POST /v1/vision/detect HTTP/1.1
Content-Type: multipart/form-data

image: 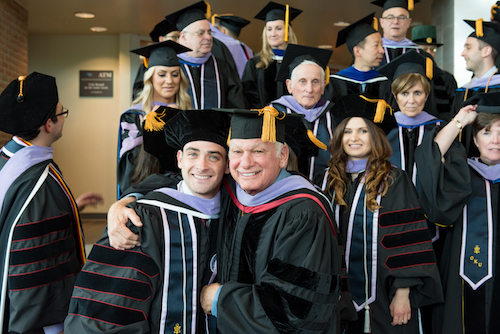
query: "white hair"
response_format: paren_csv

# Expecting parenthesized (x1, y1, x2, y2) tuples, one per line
(289, 60, 325, 88)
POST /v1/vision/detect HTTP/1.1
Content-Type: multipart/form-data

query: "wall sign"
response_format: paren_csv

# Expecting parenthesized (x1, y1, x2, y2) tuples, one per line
(80, 70, 113, 97)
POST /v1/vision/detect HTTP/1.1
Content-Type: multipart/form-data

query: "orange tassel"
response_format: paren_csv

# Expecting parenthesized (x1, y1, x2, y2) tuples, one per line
(373, 17, 378, 31)
(144, 108, 167, 132)
(284, 4, 290, 42)
(205, 1, 211, 20)
(325, 66, 330, 86)
(144, 57, 149, 69)
(227, 128, 231, 146)
(254, 106, 284, 142)
(492, 4, 499, 20)
(211, 14, 218, 26)
(426, 57, 433, 80)
(359, 95, 393, 123)
(307, 130, 327, 150)
(476, 18, 484, 37)
(408, 0, 414, 11)
(17, 76, 26, 103)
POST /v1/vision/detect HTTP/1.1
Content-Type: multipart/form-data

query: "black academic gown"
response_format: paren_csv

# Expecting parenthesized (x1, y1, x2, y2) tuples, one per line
(65, 188, 218, 334)
(241, 56, 288, 108)
(326, 168, 443, 334)
(0, 140, 85, 334)
(180, 55, 246, 109)
(216, 176, 342, 333)
(415, 128, 500, 334)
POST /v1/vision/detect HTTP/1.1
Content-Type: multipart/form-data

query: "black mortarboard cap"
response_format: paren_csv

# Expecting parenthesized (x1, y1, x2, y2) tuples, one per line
(150, 20, 177, 42)
(332, 94, 396, 134)
(215, 107, 290, 143)
(464, 19, 500, 53)
(336, 13, 379, 51)
(411, 25, 443, 46)
(254, 1, 302, 22)
(142, 106, 182, 172)
(130, 40, 191, 68)
(218, 15, 251, 36)
(164, 110, 230, 152)
(371, 0, 420, 11)
(377, 49, 443, 81)
(275, 44, 332, 82)
(165, 1, 209, 32)
(463, 91, 500, 113)
(0, 72, 58, 136)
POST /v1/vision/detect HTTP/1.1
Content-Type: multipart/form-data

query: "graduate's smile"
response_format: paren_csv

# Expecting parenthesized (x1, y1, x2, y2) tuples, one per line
(342, 117, 372, 161)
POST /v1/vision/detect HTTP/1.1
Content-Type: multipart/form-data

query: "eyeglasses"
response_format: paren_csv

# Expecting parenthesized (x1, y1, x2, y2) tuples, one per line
(420, 46, 438, 53)
(55, 107, 69, 118)
(381, 15, 409, 22)
(183, 29, 214, 37)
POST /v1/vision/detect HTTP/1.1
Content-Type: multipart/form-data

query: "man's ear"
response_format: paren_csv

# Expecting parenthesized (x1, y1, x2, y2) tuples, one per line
(279, 143, 289, 168)
(177, 150, 183, 169)
(286, 79, 293, 94)
(43, 118, 53, 133)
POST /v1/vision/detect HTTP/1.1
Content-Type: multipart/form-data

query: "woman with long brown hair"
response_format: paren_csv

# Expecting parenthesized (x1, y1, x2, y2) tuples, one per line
(117, 41, 191, 197)
(241, 2, 300, 108)
(320, 95, 442, 334)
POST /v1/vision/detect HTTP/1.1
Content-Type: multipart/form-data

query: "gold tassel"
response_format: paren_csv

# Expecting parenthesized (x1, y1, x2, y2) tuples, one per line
(227, 128, 232, 146)
(492, 4, 499, 20)
(426, 57, 433, 80)
(408, 0, 414, 11)
(325, 66, 330, 85)
(359, 95, 393, 123)
(211, 14, 218, 26)
(476, 18, 484, 37)
(205, 1, 211, 20)
(307, 129, 327, 150)
(255, 106, 283, 142)
(17, 75, 26, 103)
(144, 57, 149, 69)
(284, 4, 290, 42)
(373, 17, 378, 31)
(144, 108, 167, 132)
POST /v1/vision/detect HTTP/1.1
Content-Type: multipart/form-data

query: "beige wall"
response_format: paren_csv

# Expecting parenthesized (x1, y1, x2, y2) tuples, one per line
(28, 34, 142, 213)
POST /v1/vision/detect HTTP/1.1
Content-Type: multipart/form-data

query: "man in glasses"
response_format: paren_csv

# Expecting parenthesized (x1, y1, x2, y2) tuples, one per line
(0, 72, 102, 333)
(165, 1, 247, 109)
(373, 0, 420, 66)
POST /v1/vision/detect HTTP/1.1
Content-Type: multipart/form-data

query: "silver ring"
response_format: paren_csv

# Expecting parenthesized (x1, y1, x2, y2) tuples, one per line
(401, 320, 404, 324)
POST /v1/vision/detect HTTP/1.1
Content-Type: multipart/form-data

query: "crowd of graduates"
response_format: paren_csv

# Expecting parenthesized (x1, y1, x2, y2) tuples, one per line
(2, 0, 500, 333)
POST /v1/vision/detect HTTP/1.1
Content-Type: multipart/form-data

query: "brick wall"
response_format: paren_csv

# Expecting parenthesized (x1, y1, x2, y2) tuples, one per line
(0, 0, 28, 146)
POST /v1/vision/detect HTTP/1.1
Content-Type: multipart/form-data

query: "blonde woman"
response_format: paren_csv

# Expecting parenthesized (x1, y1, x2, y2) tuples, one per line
(117, 41, 191, 197)
(241, 2, 301, 108)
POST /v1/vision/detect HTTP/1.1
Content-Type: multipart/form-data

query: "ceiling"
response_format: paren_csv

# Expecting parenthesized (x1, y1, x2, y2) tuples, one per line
(16, 0, 434, 68)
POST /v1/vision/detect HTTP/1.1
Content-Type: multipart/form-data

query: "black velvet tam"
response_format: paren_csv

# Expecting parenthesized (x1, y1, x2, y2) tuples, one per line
(0, 72, 58, 135)
(254, 1, 302, 22)
(165, 1, 207, 32)
(130, 40, 190, 68)
(163, 110, 230, 151)
(336, 12, 378, 51)
(275, 44, 332, 82)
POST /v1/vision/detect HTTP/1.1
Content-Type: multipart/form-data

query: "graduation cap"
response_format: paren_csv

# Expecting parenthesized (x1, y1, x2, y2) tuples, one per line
(254, 2, 302, 42)
(164, 110, 230, 152)
(463, 91, 500, 113)
(464, 19, 500, 53)
(165, 1, 210, 32)
(492, 1, 500, 23)
(149, 20, 178, 43)
(130, 40, 191, 68)
(216, 15, 251, 36)
(336, 12, 379, 52)
(371, 0, 420, 12)
(0, 72, 58, 136)
(275, 44, 332, 83)
(377, 49, 443, 81)
(332, 94, 396, 134)
(142, 106, 182, 171)
(411, 25, 443, 46)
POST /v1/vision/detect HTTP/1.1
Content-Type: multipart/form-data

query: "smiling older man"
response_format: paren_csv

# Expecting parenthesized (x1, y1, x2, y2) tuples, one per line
(165, 1, 246, 109)
(270, 44, 334, 179)
(200, 107, 342, 334)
